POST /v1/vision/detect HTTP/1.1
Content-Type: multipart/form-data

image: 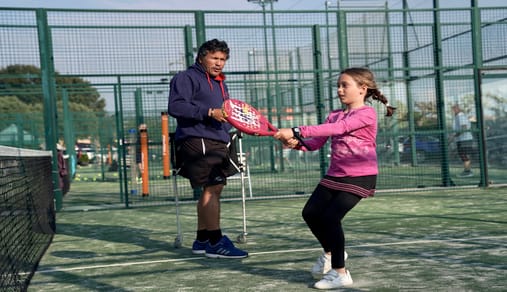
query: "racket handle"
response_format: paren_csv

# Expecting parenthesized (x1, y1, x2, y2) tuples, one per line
(292, 127, 311, 150)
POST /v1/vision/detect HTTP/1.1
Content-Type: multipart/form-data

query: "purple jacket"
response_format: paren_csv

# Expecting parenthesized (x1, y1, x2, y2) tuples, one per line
(299, 106, 378, 177)
(168, 63, 232, 143)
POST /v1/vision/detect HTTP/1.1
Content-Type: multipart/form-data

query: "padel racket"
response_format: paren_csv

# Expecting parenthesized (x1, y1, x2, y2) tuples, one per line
(222, 99, 309, 149)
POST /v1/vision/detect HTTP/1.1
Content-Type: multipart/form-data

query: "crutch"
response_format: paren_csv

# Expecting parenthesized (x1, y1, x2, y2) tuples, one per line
(172, 166, 182, 248)
(161, 114, 182, 248)
(230, 131, 248, 243)
(169, 132, 183, 248)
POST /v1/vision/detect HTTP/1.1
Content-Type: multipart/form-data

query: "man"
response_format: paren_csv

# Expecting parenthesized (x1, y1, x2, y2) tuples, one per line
(168, 39, 248, 259)
(452, 104, 474, 177)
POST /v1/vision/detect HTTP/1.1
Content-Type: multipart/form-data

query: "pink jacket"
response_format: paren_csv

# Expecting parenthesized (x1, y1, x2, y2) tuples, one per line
(299, 106, 378, 177)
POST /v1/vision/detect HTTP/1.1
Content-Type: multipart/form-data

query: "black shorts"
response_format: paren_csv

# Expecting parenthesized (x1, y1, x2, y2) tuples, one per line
(175, 137, 239, 189)
(457, 140, 473, 160)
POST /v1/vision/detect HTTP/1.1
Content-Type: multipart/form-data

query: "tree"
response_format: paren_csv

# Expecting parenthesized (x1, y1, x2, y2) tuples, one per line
(0, 64, 105, 111)
(0, 95, 32, 113)
(413, 101, 439, 130)
(0, 65, 41, 105)
(0, 64, 108, 146)
(55, 76, 105, 111)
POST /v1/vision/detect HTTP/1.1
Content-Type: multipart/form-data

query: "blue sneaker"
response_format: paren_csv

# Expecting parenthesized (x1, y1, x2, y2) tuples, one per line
(205, 235, 248, 259)
(191, 240, 208, 255)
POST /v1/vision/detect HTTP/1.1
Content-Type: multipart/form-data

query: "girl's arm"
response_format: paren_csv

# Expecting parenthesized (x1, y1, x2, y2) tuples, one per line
(300, 107, 376, 138)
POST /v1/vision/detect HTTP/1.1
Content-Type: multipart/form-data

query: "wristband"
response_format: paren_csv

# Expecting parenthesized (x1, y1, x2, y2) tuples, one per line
(291, 127, 302, 138)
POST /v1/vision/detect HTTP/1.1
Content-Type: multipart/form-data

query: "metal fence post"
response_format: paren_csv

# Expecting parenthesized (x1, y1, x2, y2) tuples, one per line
(471, 1, 488, 187)
(312, 24, 327, 178)
(36, 8, 62, 211)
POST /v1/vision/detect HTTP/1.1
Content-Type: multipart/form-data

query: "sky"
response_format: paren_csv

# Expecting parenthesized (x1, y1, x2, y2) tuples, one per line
(1, 0, 505, 112)
(0, 0, 505, 11)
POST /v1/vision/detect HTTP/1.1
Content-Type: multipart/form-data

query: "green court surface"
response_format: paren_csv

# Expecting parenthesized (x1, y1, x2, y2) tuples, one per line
(29, 187, 506, 291)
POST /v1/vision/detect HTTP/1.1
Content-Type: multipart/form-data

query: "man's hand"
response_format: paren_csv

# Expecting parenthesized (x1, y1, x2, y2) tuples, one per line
(209, 108, 227, 123)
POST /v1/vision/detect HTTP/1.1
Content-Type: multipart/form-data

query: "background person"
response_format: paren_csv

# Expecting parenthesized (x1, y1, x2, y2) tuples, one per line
(451, 104, 474, 177)
(136, 123, 147, 182)
(274, 67, 395, 289)
(168, 39, 248, 259)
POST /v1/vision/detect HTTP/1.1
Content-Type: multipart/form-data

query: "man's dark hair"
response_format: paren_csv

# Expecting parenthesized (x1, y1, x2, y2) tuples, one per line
(196, 39, 230, 61)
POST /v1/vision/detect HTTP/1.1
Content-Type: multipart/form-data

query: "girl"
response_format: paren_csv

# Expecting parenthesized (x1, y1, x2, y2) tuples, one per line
(274, 67, 395, 289)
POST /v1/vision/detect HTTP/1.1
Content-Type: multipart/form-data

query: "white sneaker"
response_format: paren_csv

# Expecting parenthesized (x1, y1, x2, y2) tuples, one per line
(457, 170, 473, 178)
(314, 269, 353, 290)
(311, 251, 348, 280)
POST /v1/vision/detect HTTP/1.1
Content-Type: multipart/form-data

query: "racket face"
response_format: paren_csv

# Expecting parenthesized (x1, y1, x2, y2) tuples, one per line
(223, 99, 276, 136)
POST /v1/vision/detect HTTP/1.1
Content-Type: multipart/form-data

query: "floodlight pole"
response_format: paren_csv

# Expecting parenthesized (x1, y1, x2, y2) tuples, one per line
(248, 0, 276, 95)
(248, 0, 278, 172)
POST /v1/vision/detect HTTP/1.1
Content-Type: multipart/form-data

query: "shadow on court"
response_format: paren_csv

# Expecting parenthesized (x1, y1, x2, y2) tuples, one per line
(28, 188, 507, 291)
(53, 223, 173, 257)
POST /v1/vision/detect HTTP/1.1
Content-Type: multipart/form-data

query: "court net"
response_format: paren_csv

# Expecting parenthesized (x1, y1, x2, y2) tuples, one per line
(0, 146, 56, 291)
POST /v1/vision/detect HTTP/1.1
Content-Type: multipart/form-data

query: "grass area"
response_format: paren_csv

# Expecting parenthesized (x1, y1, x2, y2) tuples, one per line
(29, 187, 507, 291)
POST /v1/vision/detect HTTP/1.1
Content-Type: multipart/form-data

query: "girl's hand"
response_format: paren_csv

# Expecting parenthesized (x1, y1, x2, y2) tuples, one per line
(273, 128, 293, 141)
(284, 137, 300, 148)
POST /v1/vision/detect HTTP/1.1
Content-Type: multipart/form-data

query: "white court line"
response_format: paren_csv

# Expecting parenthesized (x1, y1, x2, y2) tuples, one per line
(34, 256, 205, 274)
(35, 235, 507, 274)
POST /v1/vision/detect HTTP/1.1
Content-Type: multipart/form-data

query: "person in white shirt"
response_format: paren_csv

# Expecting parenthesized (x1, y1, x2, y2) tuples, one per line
(452, 104, 474, 177)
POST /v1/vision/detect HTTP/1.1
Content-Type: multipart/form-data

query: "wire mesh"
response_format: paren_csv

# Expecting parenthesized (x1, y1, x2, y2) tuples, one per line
(0, 145, 55, 291)
(0, 6, 506, 209)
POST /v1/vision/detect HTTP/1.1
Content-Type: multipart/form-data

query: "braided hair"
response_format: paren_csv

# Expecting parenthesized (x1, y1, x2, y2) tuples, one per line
(340, 67, 396, 117)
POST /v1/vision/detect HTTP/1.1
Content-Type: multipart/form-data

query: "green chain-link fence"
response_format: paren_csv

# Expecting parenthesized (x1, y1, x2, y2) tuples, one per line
(1, 5, 506, 210)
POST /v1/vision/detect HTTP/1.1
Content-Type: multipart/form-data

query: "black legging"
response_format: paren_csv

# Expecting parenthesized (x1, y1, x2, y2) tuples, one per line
(302, 184, 362, 269)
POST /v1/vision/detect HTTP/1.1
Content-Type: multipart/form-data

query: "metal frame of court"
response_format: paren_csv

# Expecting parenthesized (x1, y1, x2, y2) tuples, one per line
(0, 2, 507, 212)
